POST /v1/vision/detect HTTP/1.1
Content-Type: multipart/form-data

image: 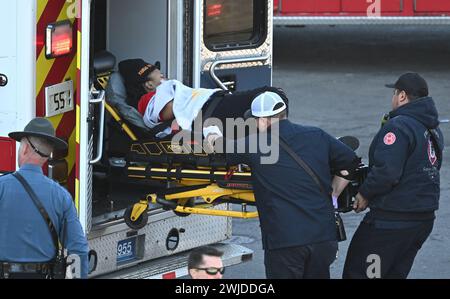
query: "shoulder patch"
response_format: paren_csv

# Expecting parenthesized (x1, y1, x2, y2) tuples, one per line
(383, 132, 396, 145)
(428, 139, 438, 165)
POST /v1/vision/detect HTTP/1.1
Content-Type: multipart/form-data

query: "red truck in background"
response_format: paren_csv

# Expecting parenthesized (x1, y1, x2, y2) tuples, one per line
(273, 0, 450, 25)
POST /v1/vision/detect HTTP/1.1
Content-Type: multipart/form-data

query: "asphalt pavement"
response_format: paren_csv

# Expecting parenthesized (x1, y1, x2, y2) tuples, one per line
(224, 24, 450, 279)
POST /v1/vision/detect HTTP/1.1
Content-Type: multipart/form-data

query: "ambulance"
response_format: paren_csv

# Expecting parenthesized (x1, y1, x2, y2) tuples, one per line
(0, 0, 273, 278)
(273, 0, 450, 25)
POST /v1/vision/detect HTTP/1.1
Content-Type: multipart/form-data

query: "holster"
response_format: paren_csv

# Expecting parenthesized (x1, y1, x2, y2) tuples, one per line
(335, 212, 347, 242)
(51, 254, 68, 279)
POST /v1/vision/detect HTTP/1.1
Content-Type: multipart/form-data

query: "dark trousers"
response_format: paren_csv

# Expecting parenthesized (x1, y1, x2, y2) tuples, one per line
(208, 86, 282, 122)
(343, 220, 434, 279)
(264, 241, 338, 279)
(202, 86, 285, 124)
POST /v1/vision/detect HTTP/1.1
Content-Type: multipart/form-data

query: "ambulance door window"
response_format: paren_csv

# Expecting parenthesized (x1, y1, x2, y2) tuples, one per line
(204, 0, 267, 51)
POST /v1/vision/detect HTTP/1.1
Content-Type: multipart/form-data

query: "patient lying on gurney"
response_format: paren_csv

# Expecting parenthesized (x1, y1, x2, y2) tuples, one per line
(140, 76, 287, 139)
(107, 58, 287, 139)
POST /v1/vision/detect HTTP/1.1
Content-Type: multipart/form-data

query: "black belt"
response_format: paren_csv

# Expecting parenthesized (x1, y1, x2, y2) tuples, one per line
(0, 262, 54, 279)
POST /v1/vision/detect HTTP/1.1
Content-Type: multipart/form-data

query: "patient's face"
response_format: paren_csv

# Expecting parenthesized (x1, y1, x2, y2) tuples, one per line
(143, 69, 164, 92)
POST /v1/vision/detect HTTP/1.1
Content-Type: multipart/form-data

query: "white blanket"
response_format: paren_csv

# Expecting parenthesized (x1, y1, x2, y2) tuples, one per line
(143, 80, 220, 138)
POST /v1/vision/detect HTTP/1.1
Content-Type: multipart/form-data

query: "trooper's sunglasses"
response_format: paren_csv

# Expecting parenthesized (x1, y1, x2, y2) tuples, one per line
(195, 267, 225, 275)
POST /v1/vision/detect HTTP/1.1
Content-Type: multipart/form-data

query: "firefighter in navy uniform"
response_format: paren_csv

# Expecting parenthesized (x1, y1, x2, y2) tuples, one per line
(207, 91, 360, 279)
(0, 118, 89, 279)
(343, 73, 444, 279)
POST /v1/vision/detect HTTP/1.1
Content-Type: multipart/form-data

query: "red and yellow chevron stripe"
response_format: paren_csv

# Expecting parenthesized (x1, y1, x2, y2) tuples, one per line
(75, 2, 82, 214)
(36, 0, 80, 211)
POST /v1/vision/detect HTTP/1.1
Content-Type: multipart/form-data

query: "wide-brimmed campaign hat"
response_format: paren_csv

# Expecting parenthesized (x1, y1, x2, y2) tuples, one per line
(9, 118, 68, 151)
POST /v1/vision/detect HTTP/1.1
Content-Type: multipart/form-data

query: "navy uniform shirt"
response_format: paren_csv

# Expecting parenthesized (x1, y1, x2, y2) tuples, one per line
(0, 164, 89, 278)
(226, 120, 358, 250)
(359, 97, 444, 226)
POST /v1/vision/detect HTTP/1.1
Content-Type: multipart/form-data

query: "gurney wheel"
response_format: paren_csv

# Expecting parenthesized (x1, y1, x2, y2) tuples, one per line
(124, 206, 148, 230)
(174, 211, 190, 217)
(174, 198, 195, 217)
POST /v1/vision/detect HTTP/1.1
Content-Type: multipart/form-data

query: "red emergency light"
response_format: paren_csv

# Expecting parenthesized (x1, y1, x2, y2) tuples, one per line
(207, 4, 223, 17)
(45, 21, 73, 59)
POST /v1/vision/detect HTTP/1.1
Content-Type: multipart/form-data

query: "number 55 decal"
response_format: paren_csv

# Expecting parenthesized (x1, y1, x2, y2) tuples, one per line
(45, 81, 74, 117)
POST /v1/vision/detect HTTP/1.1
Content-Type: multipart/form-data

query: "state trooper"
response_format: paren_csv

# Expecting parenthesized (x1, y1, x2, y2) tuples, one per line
(0, 118, 89, 279)
(343, 73, 444, 279)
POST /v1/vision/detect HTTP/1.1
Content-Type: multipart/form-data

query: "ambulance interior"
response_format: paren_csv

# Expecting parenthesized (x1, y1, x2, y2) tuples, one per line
(88, 0, 258, 226)
(89, 0, 175, 224)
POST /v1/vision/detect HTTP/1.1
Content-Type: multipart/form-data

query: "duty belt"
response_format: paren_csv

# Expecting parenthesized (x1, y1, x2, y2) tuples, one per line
(0, 262, 54, 279)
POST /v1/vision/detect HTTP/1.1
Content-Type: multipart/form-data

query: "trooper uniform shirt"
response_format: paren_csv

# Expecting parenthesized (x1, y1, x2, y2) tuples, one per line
(226, 120, 359, 250)
(0, 164, 89, 278)
(359, 97, 444, 223)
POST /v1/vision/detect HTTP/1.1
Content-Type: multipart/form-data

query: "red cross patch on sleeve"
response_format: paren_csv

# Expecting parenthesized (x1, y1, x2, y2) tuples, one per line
(383, 132, 396, 145)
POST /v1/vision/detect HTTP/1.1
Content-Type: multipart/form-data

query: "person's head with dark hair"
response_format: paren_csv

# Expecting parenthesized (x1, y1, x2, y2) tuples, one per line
(385, 72, 429, 110)
(188, 246, 224, 279)
(118, 59, 164, 108)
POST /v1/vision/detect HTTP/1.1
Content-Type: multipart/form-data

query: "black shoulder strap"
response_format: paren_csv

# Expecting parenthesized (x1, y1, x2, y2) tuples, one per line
(279, 136, 330, 198)
(12, 172, 60, 255)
